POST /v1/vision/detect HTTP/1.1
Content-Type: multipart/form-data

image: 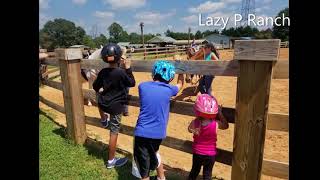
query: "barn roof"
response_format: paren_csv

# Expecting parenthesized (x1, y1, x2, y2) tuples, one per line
(147, 36, 176, 43)
(117, 42, 130, 46)
(173, 39, 207, 45)
(204, 34, 230, 39)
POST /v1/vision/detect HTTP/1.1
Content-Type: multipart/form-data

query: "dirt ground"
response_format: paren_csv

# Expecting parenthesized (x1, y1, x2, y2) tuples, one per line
(39, 48, 289, 180)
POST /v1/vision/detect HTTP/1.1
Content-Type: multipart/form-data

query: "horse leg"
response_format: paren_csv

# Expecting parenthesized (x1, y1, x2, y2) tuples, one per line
(185, 74, 191, 83)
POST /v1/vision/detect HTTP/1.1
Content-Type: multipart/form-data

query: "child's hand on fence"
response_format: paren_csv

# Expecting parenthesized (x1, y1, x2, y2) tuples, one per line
(123, 59, 131, 69)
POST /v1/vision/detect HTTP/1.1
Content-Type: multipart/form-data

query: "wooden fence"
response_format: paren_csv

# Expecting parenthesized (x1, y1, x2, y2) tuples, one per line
(127, 45, 189, 60)
(39, 39, 289, 179)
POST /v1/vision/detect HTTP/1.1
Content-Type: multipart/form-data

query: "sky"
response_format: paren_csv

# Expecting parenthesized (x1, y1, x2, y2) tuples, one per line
(39, 0, 289, 36)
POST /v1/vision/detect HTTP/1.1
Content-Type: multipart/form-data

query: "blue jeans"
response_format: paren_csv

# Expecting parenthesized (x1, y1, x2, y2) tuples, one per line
(198, 75, 214, 96)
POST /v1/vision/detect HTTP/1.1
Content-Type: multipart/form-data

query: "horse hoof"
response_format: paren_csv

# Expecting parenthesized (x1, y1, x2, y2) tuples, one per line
(88, 101, 92, 106)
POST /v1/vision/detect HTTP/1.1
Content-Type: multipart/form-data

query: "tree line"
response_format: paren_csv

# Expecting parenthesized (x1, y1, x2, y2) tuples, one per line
(39, 8, 288, 50)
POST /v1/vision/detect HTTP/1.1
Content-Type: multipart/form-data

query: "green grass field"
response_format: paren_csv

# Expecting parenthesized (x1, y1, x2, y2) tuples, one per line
(39, 110, 184, 180)
(40, 110, 135, 180)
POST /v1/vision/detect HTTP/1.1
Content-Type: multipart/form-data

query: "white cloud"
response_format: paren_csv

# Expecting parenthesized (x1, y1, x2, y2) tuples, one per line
(134, 11, 175, 25)
(72, 0, 87, 5)
(189, 1, 225, 13)
(103, 0, 146, 9)
(263, 0, 272, 4)
(39, 13, 51, 29)
(225, 0, 241, 3)
(93, 11, 115, 19)
(39, 0, 50, 9)
(255, 6, 271, 14)
(181, 15, 198, 24)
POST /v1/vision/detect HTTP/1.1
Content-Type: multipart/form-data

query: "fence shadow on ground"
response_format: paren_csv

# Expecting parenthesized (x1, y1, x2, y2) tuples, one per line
(174, 86, 197, 102)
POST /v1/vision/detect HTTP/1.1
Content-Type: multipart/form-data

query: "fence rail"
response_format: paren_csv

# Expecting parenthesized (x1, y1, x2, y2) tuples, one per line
(39, 94, 288, 179)
(42, 58, 288, 79)
(39, 40, 289, 179)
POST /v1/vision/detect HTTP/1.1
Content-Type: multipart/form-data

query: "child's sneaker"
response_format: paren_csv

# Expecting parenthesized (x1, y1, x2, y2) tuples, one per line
(106, 157, 128, 169)
(100, 119, 109, 128)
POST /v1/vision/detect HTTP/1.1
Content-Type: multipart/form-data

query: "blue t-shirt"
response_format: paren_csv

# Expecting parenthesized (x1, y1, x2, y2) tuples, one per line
(134, 81, 179, 139)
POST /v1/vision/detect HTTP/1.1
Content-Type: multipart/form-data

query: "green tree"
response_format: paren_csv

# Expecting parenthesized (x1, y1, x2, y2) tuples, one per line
(108, 22, 127, 43)
(39, 18, 86, 49)
(93, 34, 108, 47)
(202, 30, 219, 38)
(195, 30, 202, 39)
(164, 29, 194, 40)
(273, 7, 289, 41)
(128, 32, 141, 44)
(144, 33, 156, 42)
(83, 35, 96, 48)
(255, 28, 273, 39)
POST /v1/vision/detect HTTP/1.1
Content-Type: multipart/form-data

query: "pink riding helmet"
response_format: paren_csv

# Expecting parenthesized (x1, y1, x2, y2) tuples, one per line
(194, 94, 219, 119)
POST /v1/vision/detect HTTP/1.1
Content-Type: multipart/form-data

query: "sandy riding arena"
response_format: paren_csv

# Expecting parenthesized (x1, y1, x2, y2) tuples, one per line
(40, 48, 288, 180)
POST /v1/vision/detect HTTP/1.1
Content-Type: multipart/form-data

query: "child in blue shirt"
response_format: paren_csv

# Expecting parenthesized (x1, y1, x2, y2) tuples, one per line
(133, 60, 184, 180)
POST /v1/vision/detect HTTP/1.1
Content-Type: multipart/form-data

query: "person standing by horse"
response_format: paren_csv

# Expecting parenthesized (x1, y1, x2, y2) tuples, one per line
(197, 42, 220, 96)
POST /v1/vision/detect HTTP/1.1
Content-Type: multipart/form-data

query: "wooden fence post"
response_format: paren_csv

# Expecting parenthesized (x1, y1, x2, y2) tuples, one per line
(55, 48, 87, 145)
(231, 39, 280, 180)
(144, 48, 146, 60)
(156, 47, 158, 58)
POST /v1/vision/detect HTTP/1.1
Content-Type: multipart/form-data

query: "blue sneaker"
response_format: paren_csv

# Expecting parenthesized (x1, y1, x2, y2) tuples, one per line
(100, 119, 109, 128)
(106, 157, 128, 169)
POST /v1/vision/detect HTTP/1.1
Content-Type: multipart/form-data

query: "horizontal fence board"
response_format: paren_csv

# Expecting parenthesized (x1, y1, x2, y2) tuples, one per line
(82, 89, 288, 132)
(39, 96, 65, 113)
(41, 58, 59, 66)
(272, 60, 289, 79)
(41, 81, 288, 132)
(42, 80, 63, 90)
(267, 113, 289, 132)
(80, 59, 240, 76)
(40, 57, 287, 79)
(39, 91, 288, 178)
(262, 159, 289, 179)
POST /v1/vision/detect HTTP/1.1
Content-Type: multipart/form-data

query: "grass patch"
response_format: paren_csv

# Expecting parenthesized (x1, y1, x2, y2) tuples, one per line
(39, 109, 222, 180)
(40, 110, 135, 180)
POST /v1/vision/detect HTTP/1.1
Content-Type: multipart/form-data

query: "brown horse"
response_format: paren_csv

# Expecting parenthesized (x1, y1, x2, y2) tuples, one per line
(185, 46, 206, 85)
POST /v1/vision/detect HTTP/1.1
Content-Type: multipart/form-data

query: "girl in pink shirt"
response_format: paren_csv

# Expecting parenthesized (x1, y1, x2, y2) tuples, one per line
(187, 94, 229, 180)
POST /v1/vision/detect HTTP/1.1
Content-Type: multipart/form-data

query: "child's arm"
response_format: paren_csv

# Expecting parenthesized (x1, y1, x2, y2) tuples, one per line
(92, 71, 103, 93)
(188, 119, 200, 135)
(176, 74, 184, 92)
(217, 105, 229, 130)
(122, 59, 136, 87)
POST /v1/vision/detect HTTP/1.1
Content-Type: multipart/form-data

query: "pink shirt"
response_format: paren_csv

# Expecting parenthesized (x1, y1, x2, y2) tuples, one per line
(192, 118, 217, 156)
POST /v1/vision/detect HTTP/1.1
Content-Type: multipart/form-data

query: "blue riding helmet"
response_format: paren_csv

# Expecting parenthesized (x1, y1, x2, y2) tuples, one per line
(152, 60, 176, 82)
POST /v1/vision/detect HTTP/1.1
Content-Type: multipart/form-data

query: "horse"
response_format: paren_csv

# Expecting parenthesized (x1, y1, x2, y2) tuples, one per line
(80, 48, 102, 105)
(185, 46, 205, 85)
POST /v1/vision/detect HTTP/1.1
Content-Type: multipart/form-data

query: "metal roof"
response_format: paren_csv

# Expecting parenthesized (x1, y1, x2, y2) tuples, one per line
(173, 39, 207, 45)
(117, 42, 130, 46)
(147, 36, 176, 43)
(204, 34, 230, 39)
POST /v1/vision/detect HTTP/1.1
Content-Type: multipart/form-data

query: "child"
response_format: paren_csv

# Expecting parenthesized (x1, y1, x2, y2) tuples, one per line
(187, 94, 229, 180)
(197, 43, 220, 96)
(93, 43, 136, 168)
(133, 60, 184, 180)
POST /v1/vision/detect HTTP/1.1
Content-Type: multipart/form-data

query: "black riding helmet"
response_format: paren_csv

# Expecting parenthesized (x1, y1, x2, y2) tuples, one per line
(101, 43, 122, 63)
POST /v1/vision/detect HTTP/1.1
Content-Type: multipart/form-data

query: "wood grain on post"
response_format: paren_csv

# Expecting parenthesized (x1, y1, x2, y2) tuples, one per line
(231, 39, 281, 180)
(56, 48, 87, 144)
